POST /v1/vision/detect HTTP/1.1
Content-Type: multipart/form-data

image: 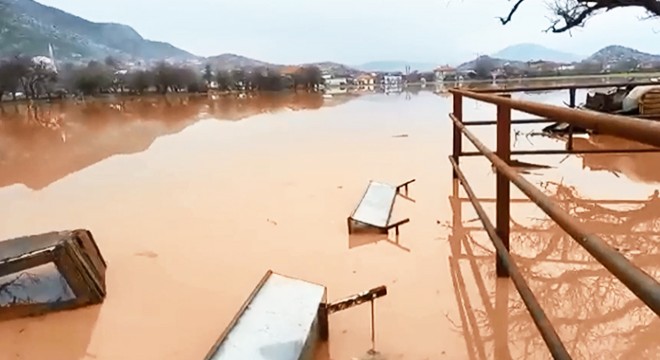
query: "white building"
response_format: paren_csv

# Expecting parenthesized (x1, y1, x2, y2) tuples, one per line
(383, 74, 403, 85)
(325, 77, 350, 87)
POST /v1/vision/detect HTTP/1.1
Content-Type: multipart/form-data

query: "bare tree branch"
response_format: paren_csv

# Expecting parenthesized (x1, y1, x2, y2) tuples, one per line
(500, 0, 660, 32)
(498, 0, 527, 24)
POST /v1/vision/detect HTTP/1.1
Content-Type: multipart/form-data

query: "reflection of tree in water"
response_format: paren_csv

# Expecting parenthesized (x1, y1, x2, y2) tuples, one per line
(0, 93, 331, 190)
(0, 273, 41, 305)
(0, 265, 75, 306)
(449, 181, 660, 359)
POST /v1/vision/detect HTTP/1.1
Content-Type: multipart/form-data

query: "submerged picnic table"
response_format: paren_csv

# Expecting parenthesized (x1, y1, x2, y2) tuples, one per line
(204, 271, 386, 360)
(348, 179, 415, 235)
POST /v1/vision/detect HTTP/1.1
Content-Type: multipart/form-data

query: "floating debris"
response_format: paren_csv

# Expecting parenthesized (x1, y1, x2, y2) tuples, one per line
(0, 229, 107, 322)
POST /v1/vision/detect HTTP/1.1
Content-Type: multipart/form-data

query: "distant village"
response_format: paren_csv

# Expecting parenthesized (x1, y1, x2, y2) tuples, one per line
(319, 56, 660, 88)
(3, 44, 660, 101)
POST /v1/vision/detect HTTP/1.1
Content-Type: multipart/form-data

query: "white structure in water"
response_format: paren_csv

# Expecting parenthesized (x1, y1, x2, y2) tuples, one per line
(205, 271, 327, 360)
(31, 44, 58, 74)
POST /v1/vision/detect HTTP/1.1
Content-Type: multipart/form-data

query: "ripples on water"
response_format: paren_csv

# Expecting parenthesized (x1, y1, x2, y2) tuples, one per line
(0, 88, 658, 360)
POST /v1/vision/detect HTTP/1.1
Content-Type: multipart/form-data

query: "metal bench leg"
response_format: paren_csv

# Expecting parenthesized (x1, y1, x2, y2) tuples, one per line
(318, 304, 329, 341)
(397, 179, 416, 195)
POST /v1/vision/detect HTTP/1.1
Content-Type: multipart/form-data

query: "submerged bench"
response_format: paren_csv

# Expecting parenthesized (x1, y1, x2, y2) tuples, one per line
(0, 230, 107, 321)
(204, 271, 386, 360)
(348, 179, 416, 235)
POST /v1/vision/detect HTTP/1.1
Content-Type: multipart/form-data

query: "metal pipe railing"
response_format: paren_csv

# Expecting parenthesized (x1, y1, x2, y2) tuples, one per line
(449, 89, 660, 148)
(450, 157, 572, 360)
(471, 80, 660, 93)
(450, 113, 660, 316)
(459, 148, 660, 156)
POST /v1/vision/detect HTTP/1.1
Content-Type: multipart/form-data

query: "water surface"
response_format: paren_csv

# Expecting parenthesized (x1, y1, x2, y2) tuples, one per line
(0, 89, 658, 359)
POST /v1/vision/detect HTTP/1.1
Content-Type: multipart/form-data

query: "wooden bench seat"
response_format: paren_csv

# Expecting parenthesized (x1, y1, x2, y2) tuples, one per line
(348, 179, 415, 235)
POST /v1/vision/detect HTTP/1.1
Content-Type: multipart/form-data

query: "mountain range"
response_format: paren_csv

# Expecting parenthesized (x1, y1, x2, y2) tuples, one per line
(584, 45, 660, 64)
(0, 0, 195, 61)
(491, 43, 583, 63)
(2, 0, 660, 74)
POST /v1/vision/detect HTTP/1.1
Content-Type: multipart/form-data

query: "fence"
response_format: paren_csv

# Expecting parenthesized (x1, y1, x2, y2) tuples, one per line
(448, 84, 660, 359)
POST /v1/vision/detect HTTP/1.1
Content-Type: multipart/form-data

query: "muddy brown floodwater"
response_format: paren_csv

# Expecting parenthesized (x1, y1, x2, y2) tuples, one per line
(0, 89, 658, 360)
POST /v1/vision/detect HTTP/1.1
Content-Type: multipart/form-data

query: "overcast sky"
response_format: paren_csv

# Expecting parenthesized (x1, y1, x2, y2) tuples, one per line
(38, 0, 660, 65)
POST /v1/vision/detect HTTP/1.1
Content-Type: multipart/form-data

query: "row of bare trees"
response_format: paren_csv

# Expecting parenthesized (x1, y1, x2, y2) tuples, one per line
(465, 56, 660, 80)
(205, 65, 324, 92)
(0, 56, 327, 100)
(0, 56, 59, 100)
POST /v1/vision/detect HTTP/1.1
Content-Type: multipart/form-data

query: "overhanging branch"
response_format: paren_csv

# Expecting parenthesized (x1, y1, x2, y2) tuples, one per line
(500, 0, 660, 32)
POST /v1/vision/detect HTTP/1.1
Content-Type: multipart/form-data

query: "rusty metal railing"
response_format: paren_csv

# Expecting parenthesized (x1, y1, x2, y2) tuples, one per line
(449, 87, 660, 359)
(472, 80, 660, 94)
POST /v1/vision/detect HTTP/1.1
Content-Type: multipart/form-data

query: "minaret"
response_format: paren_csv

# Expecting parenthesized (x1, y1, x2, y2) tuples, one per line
(48, 43, 57, 73)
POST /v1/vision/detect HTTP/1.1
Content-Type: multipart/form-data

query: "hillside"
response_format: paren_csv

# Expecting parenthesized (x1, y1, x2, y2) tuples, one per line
(584, 45, 660, 64)
(356, 61, 437, 73)
(206, 53, 276, 70)
(457, 55, 526, 71)
(308, 61, 361, 75)
(204, 55, 361, 75)
(492, 43, 581, 63)
(0, 0, 196, 61)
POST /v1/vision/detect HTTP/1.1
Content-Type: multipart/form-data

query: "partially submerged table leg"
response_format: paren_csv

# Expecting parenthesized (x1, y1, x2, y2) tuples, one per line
(370, 299, 376, 354)
(387, 219, 410, 236)
(396, 179, 416, 196)
(324, 286, 387, 352)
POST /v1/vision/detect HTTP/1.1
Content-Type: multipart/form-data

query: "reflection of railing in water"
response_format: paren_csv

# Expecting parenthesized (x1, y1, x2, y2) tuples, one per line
(448, 86, 660, 359)
(448, 181, 660, 359)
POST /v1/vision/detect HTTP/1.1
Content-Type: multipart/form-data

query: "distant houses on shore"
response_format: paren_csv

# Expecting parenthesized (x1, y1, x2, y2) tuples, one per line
(322, 72, 406, 88)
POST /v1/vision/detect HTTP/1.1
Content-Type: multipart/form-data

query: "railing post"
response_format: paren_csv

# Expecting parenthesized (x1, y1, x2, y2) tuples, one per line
(452, 93, 463, 179)
(496, 94, 511, 278)
(494, 279, 510, 359)
(567, 87, 576, 151)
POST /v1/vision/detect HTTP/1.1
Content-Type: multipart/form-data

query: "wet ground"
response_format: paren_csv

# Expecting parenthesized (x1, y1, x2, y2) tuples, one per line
(0, 88, 658, 359)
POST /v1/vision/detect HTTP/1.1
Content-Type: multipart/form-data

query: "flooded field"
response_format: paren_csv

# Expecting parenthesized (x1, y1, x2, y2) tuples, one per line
(0, 88, 658, 359)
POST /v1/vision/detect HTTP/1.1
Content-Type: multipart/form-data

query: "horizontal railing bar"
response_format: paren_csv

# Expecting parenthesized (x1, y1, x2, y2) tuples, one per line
(454, 197, 651, 204)
(461, 226, 660, 236)
(460, 148, 660, 156)
(456, 253, 622, 266)
(449, 89, 660, 148)
(449, 156, 572, 360)
(636, 114, 660, 120)
(469, 81, 660, 93)
(464, 117, 660, 127)
(450, 114, 660, 316)
(463, 118, 555, 126)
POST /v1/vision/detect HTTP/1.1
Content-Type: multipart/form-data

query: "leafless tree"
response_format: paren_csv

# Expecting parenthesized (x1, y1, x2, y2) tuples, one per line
(474, 56, 497, 79)
(0, 60, 20, 100)
(127, 70, 154, 94)
(499, 0, 660, 32)
(66, 63, 113, 96)
(292, 66, 324, 90)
